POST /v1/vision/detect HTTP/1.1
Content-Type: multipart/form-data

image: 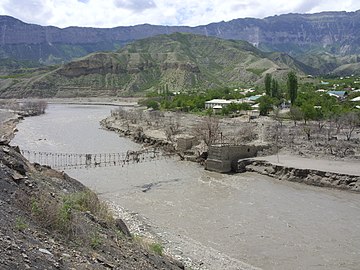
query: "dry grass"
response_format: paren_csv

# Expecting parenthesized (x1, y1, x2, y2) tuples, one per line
(16, 187, 114, 243)
(133, 234, 164, 256)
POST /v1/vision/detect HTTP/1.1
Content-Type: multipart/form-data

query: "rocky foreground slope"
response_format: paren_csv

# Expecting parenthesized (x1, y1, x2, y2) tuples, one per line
(0, 112, 184, 269)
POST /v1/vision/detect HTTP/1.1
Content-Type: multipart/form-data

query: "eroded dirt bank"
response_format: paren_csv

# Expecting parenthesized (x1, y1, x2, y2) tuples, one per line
(238, 159, 360, 192)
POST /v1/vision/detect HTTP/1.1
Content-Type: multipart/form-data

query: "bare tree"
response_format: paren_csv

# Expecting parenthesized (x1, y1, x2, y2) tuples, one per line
(233, 124, 257, 144)
(273, 107, 283, 127)
(272, 108, 284, 162)
(193, 116, 221, 146)
(38, 100, 48, 114)
(289, 106, 303, 127)
(148, 110, 164, 127)
(328, 141, 354, 157)
(302, 123, 314, 141)
(111, 107, 128, 119)
(164, 117, 181, 142)
(341, 112, 360, 141)
(333, 114, 344, 134)
(21, 100, 48, 116)
(326, 118, 336, 141)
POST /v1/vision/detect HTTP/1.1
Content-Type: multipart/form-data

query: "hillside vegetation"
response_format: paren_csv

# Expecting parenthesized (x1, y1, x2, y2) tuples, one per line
(0, 33, 313, 98)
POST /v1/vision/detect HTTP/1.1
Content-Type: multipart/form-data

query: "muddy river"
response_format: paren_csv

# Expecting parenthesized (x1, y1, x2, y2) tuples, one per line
(11, 104, 360, 270)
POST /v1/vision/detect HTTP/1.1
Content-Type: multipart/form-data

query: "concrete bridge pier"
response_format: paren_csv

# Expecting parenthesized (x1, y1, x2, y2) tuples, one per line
(205, 144, 259, 173)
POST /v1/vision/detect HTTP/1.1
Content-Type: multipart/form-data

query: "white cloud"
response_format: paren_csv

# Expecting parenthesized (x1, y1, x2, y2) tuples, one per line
(1, 0, 54, 26)
(113, 0, 156, 12)
(0, 0, 360, 28)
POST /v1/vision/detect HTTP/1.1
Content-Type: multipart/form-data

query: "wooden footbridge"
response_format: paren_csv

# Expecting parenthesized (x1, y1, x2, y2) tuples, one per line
(21, 148, 169, 170)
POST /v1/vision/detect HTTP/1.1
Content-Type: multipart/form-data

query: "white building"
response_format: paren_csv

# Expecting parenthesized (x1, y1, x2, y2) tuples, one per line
(205, 98, 256, 109)
(205, 99, 236, 109)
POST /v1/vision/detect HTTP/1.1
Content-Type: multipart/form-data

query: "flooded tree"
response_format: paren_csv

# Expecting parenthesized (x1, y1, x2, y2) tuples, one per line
(164, 116, 181, 142)
(21, 100, 48, 116)
(193, 116, 221, 146)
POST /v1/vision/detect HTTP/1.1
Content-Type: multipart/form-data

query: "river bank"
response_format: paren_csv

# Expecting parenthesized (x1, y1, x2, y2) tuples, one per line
(0, 109, 186, 270)
(101, 106, 360, 192)
(8, 103, 360, 270)
(238, 158, 360, 192)
(6, 105, 238, 270)
(0, 110, 20, 143)
(45, 97, 140, 107)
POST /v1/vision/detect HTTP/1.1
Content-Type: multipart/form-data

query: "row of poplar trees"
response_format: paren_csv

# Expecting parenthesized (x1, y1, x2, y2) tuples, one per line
(264, 71, 298, 105)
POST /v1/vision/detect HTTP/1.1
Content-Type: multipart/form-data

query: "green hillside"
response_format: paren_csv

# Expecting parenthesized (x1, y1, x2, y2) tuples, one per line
(0, 33, 314, 98)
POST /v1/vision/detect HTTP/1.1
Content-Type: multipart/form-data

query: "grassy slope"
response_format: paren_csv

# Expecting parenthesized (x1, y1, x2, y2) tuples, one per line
(0, 33, 313, 98)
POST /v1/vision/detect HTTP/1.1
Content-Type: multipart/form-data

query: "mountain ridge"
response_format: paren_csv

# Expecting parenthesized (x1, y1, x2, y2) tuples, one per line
(0, 33, 314, 98)
(1, 10, 360, 72)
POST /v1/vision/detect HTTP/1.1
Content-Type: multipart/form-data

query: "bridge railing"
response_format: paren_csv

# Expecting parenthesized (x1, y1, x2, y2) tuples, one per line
(21, 148, 169, 170)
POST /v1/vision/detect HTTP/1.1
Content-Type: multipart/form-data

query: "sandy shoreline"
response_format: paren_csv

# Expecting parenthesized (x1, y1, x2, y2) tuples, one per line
(45, 97, 140, 107)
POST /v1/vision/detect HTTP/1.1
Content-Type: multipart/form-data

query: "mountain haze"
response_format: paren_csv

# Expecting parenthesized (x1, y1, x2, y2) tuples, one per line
(0, 33, 313, 98)
(1, 11, 360, 73)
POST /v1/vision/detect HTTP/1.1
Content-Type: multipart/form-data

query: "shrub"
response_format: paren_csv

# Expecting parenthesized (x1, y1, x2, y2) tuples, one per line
(63, 190, 114, 224)
(31, 198, 41, 216)
(15, 217, 28, 231)
(57, 199, 73, 230)
(133, 235, 164, 256)
(149, 243, 164, 256)
(90, 231, 102, 249)
(18, 188, 114, 244)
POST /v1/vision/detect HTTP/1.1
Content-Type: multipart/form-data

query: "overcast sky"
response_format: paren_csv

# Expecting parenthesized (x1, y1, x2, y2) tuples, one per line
(1, 0, 360, 28)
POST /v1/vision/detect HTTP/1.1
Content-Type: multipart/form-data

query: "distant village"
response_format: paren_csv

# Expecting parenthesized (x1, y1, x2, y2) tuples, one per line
(203, 75, 360, 117)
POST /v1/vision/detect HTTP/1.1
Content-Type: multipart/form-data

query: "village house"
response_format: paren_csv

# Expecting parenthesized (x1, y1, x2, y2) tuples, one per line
(327, 91, 348, 99)
(205, 98, 260, 117)
(204, 97, 259, 110)
(205, 99, 235, 109)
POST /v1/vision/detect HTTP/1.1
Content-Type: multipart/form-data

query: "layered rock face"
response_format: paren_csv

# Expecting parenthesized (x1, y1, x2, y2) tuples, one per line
(0, 33, 313, 98)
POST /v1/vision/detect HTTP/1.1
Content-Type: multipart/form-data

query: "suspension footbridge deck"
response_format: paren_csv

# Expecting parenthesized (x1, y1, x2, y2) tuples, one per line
(21, 148, 169, 170)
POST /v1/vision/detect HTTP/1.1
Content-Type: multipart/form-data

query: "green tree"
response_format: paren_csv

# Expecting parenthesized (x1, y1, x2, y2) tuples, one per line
(145, 100, 159, 110)
(287, 71, 298, 105)
(265, 73, 272, 96)
(258, 95, 274, 116)
(271, 78, 280, 99)
(301, 102, 316, 124)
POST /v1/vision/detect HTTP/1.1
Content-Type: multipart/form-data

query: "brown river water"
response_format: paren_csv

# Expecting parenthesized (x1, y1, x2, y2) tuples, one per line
(11, 104, 360, 270)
